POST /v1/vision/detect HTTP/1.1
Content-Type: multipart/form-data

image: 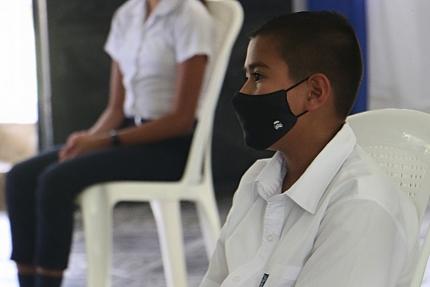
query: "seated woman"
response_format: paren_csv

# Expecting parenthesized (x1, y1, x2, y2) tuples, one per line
(6, 0, 213, 286)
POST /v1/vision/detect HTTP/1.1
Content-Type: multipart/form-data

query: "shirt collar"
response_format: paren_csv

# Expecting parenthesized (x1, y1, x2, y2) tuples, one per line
(155, 0, 182, 16)
(135, 0, 182, 18)
(255, 123, 356, 214)
(255, 152, 286, 200)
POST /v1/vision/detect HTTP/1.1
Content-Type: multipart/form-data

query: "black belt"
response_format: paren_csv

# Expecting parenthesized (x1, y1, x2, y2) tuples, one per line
(122, 117, 198, 133)
(122, 117, 151, 128)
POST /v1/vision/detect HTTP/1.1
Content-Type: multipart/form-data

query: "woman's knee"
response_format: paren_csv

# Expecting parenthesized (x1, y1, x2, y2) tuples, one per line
(37, 166, 68, 199)
(6, 161, 30, 187)
(5, 151, 59, 203)
(5, 162, 34, 204)
(35, 164, 80, 215)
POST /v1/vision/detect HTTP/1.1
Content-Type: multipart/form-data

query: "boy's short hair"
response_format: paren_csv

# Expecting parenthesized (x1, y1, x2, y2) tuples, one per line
(251, 11, 363, 118)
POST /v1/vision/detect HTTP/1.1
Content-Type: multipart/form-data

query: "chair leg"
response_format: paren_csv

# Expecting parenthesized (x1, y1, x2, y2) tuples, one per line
(196, 189, 221, 259)
(150, 200, 187, 287)
(80, 186, 113, 287)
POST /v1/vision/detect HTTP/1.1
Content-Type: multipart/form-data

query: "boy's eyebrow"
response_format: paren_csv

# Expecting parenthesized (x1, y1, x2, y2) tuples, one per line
(243, 61, 270, 71)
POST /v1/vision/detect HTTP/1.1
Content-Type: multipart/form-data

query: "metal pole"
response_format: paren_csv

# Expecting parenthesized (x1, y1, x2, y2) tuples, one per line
(292, 0, 307, 12)
(33, 0, 53, 149)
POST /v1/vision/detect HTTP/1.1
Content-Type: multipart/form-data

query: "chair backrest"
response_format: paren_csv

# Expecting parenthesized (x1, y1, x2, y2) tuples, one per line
(347, 109, 430, 221)
(181, 0, 243, 184)
(347, 109, 430, 287)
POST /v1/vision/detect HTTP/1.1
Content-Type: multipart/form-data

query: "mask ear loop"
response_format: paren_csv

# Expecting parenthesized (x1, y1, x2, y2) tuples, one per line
(296, 110, 308, 117)
(284, 76, 311, 117)
(284, 76, 311, 93)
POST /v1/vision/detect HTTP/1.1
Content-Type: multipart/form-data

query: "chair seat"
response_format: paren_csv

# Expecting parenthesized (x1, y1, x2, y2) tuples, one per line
(88, 180, 212, 203)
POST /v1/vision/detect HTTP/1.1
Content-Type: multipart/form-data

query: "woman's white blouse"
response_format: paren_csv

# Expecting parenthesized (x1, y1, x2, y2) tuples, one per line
(104, 0, 213, 119)
(200, 124, 419, 287)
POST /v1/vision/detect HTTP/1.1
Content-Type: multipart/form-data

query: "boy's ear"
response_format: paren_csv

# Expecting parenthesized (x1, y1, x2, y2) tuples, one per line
(305, 73, 331, 111)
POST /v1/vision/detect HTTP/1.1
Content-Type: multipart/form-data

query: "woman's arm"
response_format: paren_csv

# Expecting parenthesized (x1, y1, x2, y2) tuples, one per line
(59, 60, 125, 160)
(88, 60, 126, 135)
(60, 54, 208, 160)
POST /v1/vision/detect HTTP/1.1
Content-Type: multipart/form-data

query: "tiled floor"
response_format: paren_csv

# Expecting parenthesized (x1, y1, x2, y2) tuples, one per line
(1, 198, 430, 287)
(0, 199, 231, 287)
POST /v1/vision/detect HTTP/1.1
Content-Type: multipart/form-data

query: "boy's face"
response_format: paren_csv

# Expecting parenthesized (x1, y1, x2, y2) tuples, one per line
(239, 35, 309, 150)
(240, 35, 307, 118)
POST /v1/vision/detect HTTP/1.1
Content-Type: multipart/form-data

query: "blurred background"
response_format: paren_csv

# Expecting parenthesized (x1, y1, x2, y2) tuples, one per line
(1, 0, 429, 286)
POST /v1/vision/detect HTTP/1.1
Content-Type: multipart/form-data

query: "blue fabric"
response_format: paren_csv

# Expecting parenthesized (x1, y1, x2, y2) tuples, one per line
(307, 0, 368, 114)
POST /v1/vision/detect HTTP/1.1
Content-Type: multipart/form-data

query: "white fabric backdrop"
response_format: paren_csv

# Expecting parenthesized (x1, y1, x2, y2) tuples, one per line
(367, 0, 430, 112)
(0, 0, 37, 123)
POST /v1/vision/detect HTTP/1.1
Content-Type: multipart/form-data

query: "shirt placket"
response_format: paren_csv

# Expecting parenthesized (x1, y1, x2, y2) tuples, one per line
(221, 199, 286, 287)
(130, 11, 161, 117)
(129, 20, 146, 117)
(259, 198, 286, 262)
(247, 196, 289, 287)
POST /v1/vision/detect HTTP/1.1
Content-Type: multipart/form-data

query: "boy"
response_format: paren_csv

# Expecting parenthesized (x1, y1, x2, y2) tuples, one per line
(200, 12, 418, 287)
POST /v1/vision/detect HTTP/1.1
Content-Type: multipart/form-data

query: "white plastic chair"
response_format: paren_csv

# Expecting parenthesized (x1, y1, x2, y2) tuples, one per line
(76, 1, 243, 287)
(347, 108, 430, 287)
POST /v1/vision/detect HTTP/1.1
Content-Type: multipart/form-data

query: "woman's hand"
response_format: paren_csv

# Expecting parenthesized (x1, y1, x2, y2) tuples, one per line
(59, 131, 108, 162)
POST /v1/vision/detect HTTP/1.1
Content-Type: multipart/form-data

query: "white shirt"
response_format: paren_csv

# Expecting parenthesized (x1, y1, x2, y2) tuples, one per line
(104, 0, 213, 119)
(200, 124, 419, 287)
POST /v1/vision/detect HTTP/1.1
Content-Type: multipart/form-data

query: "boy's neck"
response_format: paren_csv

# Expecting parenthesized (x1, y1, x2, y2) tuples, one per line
(146, 0, 159, 18)
(280, 123, 343, 192)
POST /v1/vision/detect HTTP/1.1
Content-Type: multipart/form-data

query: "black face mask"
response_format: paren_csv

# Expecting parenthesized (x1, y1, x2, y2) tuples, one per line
(232, 77, 309, 150)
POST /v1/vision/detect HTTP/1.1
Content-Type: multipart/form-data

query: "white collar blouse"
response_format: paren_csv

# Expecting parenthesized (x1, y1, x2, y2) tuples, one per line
(104, 0, 213, 119)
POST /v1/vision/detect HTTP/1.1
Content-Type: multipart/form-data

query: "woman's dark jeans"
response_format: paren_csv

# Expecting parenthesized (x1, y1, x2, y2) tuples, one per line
(6, 134, 192, 269)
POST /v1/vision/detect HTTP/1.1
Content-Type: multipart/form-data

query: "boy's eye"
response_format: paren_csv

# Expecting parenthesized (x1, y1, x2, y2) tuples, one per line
(251, 72, 262, 82)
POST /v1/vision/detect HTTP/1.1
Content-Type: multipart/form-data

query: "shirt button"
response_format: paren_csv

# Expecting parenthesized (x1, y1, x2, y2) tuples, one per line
(266, 234, 274, 241)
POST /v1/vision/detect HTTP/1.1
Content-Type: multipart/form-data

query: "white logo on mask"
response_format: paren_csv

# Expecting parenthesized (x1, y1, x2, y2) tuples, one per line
(273, 120, 284, 130)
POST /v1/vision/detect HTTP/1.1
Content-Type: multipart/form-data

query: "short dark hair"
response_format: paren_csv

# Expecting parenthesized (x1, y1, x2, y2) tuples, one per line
(251, 11, 363, 118)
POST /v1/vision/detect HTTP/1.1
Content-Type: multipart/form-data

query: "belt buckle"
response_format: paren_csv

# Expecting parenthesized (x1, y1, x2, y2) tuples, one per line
(134, 116, 142, 126)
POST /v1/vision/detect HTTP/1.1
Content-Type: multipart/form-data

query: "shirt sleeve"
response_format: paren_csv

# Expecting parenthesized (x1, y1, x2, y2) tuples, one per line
(200, 160, 266, 287)
(200, 185, 257, 286)
(104, 9, 125, 61)
(199, 192, 240, 287)
(173, 3, 214, 63)
(295, 199, 411, 287)
(199, 239, 229, 287)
